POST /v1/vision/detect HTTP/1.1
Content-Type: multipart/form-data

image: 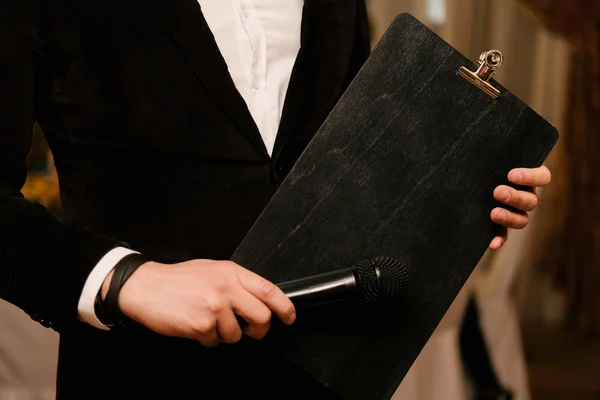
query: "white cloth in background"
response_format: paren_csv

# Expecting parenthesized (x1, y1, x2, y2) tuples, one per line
(0, 301, 58, 400)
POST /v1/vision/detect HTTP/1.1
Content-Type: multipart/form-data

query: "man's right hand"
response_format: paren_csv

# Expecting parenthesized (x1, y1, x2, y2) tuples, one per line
(101, 260, 296, 347)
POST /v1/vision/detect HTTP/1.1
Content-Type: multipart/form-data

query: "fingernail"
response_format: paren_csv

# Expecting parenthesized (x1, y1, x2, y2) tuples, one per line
(511, 171, 523, 183)
(501, 189, 510, 202)
(498, 211, 507, 222)
(290, 312, 296, 324)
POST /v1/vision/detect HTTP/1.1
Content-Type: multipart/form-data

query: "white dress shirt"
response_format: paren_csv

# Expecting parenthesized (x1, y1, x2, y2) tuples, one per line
(77, 0, 304, 330)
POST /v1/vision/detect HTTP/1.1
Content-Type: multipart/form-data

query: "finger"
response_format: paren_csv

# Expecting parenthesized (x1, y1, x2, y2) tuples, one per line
(236, 268, 296, 325)
(508, 166, 551, 187)
(243, 320, 271, 341)
(231, 292, 272, 340)
(489, 236, 505, 250)
(216, 309, 243, 344)
(490, 207, 529, 229)
(198, 332, 220, 348)
(192, 319, 220, 348)
(489, 230, 507, 250)
(493, 185, 539, 212)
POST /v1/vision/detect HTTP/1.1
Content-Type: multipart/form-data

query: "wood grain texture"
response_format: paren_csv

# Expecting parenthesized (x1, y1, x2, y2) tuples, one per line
(232, 13, 558, 400)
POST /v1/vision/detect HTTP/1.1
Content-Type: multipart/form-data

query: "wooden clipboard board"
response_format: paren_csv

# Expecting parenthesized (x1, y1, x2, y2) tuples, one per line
(232, 13, 559, 400)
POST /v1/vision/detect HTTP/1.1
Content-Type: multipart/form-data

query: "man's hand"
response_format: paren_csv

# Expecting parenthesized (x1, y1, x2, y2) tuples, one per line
(105, 260, 296, 347)
(489, 166, 552, 250)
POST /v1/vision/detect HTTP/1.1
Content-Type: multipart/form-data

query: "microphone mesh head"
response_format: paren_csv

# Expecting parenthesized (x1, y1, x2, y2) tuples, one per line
(354, 257, 408, 303)
(354, 260, 381, 303)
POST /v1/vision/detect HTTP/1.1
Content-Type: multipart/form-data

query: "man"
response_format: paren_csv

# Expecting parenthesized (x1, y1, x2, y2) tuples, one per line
(1, 0, 551, 398)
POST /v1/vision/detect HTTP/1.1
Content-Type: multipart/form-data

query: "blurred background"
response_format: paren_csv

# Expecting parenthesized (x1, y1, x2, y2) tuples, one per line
(1, 0, 599, 399)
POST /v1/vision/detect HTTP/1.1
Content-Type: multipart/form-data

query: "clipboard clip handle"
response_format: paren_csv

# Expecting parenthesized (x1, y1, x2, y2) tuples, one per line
(457, 50, 504, 99)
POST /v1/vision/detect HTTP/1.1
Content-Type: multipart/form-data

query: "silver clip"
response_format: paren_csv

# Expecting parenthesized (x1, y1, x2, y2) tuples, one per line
(457, 50, 504, 99)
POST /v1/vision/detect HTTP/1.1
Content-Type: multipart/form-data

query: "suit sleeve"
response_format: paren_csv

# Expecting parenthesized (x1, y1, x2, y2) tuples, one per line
(0, 0, 129, 332)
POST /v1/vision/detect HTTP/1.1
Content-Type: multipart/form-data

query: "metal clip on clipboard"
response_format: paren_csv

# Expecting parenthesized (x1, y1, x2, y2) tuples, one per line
(458, 50, 504, 99)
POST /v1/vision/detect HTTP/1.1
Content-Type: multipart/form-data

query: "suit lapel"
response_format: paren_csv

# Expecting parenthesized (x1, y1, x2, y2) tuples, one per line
(271, 0, 325, 161)
(146, 0, 269, 159)
(272, 0, 359, 162)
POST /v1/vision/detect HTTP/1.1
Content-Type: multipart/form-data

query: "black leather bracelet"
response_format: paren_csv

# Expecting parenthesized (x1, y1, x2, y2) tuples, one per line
(94, 290, 111, 326)
(103, 253, 149, 328)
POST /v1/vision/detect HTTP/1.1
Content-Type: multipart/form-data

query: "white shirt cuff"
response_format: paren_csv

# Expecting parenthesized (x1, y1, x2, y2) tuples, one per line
(77, 247, 140, 330)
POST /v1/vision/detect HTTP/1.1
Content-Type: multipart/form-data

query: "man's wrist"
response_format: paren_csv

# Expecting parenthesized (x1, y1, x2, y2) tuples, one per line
(100, 269, 114, 301)
(77, 247, 140, 330)
(102, 253, 150, 328)
(94, 290, 111, 327)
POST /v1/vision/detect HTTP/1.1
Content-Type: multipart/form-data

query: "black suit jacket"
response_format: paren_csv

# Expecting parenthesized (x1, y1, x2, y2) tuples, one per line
(1, 0, 370, 398)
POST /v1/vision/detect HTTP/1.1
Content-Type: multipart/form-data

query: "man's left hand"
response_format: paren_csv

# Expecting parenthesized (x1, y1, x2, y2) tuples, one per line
(489, 166, 552, 250)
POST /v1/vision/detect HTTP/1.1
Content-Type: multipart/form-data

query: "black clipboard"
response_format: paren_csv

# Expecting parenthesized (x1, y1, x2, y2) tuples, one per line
(232, 13, 558, 400)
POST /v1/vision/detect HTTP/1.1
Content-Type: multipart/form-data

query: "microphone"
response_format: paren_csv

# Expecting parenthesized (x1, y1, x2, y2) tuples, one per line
(276, 257, 409, 308)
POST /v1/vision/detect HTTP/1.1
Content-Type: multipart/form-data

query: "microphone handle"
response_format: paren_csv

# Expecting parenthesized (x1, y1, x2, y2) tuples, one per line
(235, 268, 359, 328)
(276, 267, 358, 308)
